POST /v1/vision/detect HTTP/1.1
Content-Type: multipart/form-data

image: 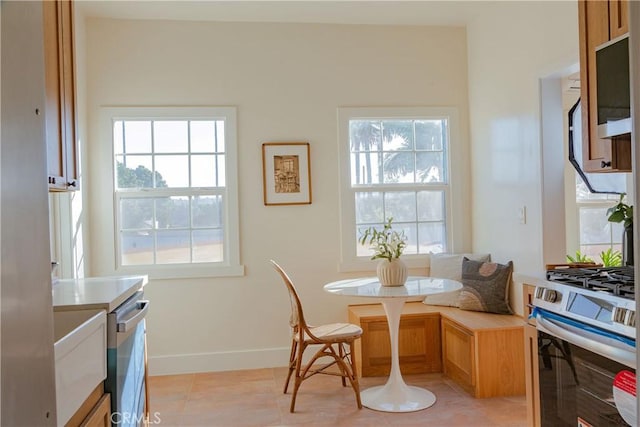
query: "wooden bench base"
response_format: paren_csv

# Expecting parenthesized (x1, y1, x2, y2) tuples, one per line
(348, 301, 525, 398)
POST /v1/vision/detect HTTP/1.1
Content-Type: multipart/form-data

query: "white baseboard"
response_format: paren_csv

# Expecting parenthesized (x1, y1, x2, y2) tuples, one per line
(148, 347, 291, 376)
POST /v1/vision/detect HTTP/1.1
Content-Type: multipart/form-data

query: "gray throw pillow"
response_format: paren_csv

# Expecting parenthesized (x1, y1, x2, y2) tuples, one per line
(423, 253, 491, 307)
(458, 257, 513, 314)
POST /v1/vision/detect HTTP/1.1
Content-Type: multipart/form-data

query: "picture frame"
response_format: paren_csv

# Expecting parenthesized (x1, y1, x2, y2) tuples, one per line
(262, 142, 312, 206)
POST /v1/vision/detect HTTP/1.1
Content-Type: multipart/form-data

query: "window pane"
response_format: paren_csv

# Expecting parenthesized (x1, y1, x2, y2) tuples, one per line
(121, 231, 154, 265)
(155, 197, 189, 229)
(416, 152, 445, 183)
(215, 121, 225, 153)
(579, 207, 612, 244)
(191, 155, 216, 187)
(382, 120, 413, 151)
(192, 195, 222, 228)
(190, 121, 216, 153)
(192, 229, 223, 263)
(154, 121, 188, 153)
(400, 222, 418, 255)
(217, 154, 226, 187)
(350, 120, 382, 152)
(417, 191, 444, 221)
(416, 120, 444, 151)
(156, 230, 190, 264)
(124, 121, 152, 153)
(383, 152, 414, 184)
(155, 155, 189, 188)
(418, 222, 446, 254)
(120, 199, 154, 229)
(351, 152, 381, 185)
(114, 121, 124, 154)
(116, 156, 154, 189)
(384, 192, 416, 223)
(355, 192, 383, 224)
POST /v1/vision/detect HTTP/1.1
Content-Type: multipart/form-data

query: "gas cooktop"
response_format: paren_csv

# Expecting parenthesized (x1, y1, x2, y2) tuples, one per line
(546, 266, 635, 300)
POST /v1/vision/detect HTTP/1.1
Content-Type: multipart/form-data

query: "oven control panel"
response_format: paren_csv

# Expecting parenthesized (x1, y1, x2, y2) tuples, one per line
(535, 286, 561, 303)
(613, 307, 636, 327)
(534, 286, 562, 303)
(533, 281, 637, 339)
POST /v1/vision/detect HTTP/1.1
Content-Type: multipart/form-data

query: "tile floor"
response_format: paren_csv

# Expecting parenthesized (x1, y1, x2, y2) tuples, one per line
(148, 368, 527, 426)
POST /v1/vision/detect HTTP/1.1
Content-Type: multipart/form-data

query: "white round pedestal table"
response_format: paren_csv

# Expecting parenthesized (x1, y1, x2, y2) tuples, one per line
(324, 276, 462, 413)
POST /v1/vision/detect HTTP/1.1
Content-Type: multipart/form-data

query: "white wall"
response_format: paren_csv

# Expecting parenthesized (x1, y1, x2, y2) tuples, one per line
(466, 1, 578, 313)
(83, 19, 471, 374)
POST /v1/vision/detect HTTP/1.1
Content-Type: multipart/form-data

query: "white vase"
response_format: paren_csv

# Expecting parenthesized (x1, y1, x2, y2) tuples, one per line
(376, 258, 408, 287)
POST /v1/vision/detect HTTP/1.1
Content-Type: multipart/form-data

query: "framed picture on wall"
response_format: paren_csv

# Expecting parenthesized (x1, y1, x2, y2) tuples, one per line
(262, 142, 312, 206)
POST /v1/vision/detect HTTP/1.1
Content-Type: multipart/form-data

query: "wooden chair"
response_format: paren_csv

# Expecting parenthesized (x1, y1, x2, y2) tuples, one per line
(270, 260, 363, 413)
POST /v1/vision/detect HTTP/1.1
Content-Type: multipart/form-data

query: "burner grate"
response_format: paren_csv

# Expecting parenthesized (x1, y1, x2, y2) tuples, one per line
(546, 266, 635, 299)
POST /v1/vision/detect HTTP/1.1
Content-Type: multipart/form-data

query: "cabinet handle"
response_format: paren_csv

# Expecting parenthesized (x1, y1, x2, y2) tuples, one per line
(601, 160, 612, 168)
(67, 181, 76, 188)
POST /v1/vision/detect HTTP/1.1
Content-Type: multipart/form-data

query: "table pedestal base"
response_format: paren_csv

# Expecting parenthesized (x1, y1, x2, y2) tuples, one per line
(361, 382, 436, 412)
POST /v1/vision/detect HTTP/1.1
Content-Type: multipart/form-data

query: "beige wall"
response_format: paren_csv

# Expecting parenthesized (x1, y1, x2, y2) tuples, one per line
(466, 1, 578, 313)
(84, 19, 471, 374)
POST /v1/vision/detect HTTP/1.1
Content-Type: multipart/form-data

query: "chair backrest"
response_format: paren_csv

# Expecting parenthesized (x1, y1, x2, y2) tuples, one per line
(270, 260, 307, 332)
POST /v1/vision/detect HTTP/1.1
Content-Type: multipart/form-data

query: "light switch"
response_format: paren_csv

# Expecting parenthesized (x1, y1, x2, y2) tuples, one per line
(518, 206, 527, 224)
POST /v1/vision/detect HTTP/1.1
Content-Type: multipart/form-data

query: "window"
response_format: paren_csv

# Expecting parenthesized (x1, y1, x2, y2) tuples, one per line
(575, 176, 624, 263)
(107, 107, 242, 278)
(338, 107, 460, 271)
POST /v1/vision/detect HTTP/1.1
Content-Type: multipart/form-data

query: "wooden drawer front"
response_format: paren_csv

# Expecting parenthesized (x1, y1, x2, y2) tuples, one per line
(442, 319, 474, 390)
(360, 314, 441, 377)
(523, 284, 536, 326)
(80, 393, 111, 427)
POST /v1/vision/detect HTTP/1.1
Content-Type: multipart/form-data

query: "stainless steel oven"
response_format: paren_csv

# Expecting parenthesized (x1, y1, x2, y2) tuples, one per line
(532, 267, 637, 427)
(105, 290, 149, 427)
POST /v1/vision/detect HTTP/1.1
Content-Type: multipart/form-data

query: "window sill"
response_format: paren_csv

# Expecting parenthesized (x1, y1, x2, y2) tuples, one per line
(115, 264, 245, 280)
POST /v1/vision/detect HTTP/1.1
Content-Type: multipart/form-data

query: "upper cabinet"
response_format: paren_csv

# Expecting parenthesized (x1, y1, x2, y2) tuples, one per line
(44, 0, 79, 191)
(578, 0, 631, 173)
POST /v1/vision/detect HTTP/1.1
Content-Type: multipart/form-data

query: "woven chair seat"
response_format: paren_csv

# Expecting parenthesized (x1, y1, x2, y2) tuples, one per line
(299, 323, 363, 342)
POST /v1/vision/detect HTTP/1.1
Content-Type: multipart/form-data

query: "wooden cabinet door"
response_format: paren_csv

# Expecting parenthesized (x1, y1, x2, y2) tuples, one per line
(579, 0, 613, 172)
(79, 393, 111, 427)
(609, 0, 628, 39)
(441, 318, 474, 389)
(522, 284, 536, 326)
(360, 314, 441, 376)
(43, 0, 78, 191)
(524, 325, 540, 427)
(578, 0, 631, 173)
(43, 0, 66, 189)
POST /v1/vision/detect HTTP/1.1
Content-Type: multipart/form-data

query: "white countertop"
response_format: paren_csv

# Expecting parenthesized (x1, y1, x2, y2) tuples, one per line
(53, 275, 148, 312)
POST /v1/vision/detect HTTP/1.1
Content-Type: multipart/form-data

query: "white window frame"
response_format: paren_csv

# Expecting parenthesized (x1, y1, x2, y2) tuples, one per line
(337, 106, 462, 272)
(103, 106, 244, 279)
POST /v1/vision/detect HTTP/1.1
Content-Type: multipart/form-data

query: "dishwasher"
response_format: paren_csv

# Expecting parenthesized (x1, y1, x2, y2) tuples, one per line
(105, 290, 149, 427)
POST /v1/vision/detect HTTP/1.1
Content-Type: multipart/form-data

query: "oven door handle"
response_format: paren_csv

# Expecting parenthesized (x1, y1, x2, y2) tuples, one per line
(535, 312, 636, 369)
(117, 300, 149, 333)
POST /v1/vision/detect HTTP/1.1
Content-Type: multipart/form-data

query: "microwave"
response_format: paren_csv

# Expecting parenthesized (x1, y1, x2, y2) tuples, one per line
(595, 34, 631, 138)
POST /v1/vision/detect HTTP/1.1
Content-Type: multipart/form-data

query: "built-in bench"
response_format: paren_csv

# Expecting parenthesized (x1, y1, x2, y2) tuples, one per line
(348, 301, 525, 398)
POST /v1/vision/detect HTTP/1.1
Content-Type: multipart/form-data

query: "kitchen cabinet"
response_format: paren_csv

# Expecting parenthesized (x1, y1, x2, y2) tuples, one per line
(348, 303, 442, 377)
(43, 0, 79, 191)
(441, 315, 525, 398)
(578, 0, 631, 173)
(64, 384, 111, 427)
(523, 283, 540, 427)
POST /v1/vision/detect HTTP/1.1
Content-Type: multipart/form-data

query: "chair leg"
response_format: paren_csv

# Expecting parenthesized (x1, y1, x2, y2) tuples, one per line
(283, 339, 297, 394)
(338, 344, 347, 387)
(349, 341, 362, 409)
(289, 342, 306, 413)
